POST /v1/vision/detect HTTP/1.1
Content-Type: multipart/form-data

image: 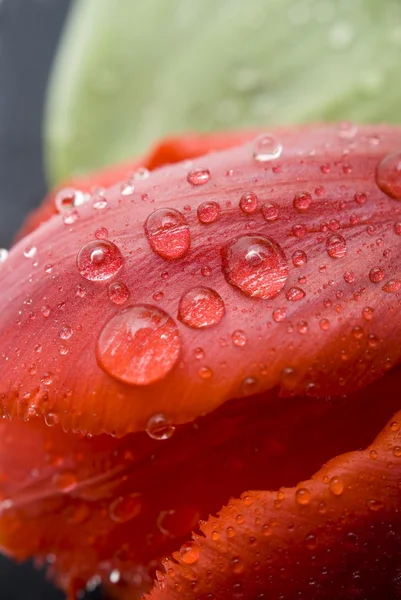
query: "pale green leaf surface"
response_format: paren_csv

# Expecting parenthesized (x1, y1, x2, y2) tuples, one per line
(45, 0, 401, 184)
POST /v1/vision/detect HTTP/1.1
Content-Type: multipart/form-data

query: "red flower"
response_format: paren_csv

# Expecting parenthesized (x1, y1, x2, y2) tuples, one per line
(1, 125, 401, 599)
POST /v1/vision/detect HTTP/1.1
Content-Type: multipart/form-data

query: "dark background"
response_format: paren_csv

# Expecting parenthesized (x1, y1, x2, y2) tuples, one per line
(0, 1, 102, 598)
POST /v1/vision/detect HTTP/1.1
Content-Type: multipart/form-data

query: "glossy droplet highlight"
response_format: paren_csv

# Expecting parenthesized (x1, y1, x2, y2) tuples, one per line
(187, 167, 211, 186)
(197, 201, 220, 224)
(77, 240, 123, 281)
(253, 134, 282, 162)
(145, 208, 190, 260)
(326, 234, 347, 259)
(221, 234, 288, 300)
(178, 287, 225, 329)
(146, 414, 175, 440)
(239, 192, 259, 214)
(0, 248, 8, 263)
(97, 305, 180, 385)
(179, 541, 200, 565)
(376, 152, 401, 200)
(108, 282, 130, 305)
(293, 192, 312, 212)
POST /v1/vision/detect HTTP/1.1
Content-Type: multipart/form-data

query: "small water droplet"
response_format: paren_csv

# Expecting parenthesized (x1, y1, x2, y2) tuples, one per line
(75, 284, 86, 298)
(354, 192, 367, 205)
(59, 326, 73, 340)
(239, 192, 259, 214)
(197, 201, 220, 224)
(63, 210, 79, 225)
(0, 248, 8, 263)
(221, 234, 288, 300)
(326, 234, 347, 259)
(285, 287, 306, 302)
(232, 330, 247, 347)
(253, 134, 282, 162)
(146, 413, 175, 440)
(296, 488, 311, 505)
(95, 227, 109, 239)
(343, 271, 356, 284)
(261, 202, 279, 222)
(41, 372, 54, 386)
(178, 287, 225, 329)
(198, 366, 213, 380)
(187, 168, 211, 186)
(92, 197, 108, 210)
(394, 222, 401, 236)
(273, 307, 286, 322)
(24, 246, 37, 259)
(179, 541, 199, 565)
(362, 306, 374, 320)
(367, 499, 384, 512)
(97, 305, 180, 385)
(132, 166, 150, 180)
(54, 188, 87, 212)
(292, 224, 307, 238)
(293, 192, 312, 211)
(109, 493, 142, 523)
(292, 250, 307, 267)
(120, 181, 135, 196)
(297, 320, 308, 334)
(382, 279, 401, 293)
(338, 121, 357, 139)
(319, 318, 330, 331)
(369, 267, 385, 283)
(145, 208, 190, 260)
(77, 240, 123, 281)
(329, 476, 344, 496)
(376, 152, 401, 199)
(108, 282, 130, 305)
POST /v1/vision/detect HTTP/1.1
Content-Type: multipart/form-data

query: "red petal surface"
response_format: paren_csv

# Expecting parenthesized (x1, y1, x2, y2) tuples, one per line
(1, 126, 401, 436)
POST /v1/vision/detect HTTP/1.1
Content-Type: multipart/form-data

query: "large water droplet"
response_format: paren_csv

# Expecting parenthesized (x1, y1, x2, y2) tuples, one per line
(146, 413, 175, 440)
(295, 488, 311, 505)
(253, 134, 282, 162)
(97, 305, 180, 385)
(382, 279, 401, 293)
(179, 541, 200, 565)
(197, 201, 221, 224)
(376, 152, 401, 200)
(326, 234, 347, 259)
(178, 287, 225, 329)
(187, 168, 211, 186)
(144, 208, 190, 260)
(221, 234, 288, 299)
(77, 240, 123, 281)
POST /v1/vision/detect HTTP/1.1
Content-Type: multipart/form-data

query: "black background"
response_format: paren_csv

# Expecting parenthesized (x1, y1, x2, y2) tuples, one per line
(0, 1, 103, 598)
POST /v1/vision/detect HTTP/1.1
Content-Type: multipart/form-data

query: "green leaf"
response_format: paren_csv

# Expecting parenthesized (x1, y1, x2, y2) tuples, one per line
(44, 0, 401, 184)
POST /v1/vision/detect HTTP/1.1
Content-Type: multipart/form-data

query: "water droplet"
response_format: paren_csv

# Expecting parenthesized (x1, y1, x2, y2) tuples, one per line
(329, 476, 344, 496)
(253, 134, 282, 162)
(77, 240, 123, 281)
(198, 366, 213, 380)
(382, 279, 401, 293)
(343, 271, 356, 284)
(292, 250, 307, 267)
(261, 202, 279, 222)
(239, 192, 259, 214)
(187, 168, 211, 186)
(376, 152, 401, 199)
(59, 326, 73, 340)
(0, 248, 8, 263)
(120, 181, 135, 196)
(146, 414, 175, 440)
(109, 493, 142, 523)
(354, 192, 367, 205)
(221, 234, 288, 299)
(362, 306, 374, 320)
(41, 372, 54, 386)
(272, 307, 286, 322)
(63, 210, 79, 225)
(352, 326, 364, 340)
(97, 305, 180, 385)
(132, 167, 150, 180)
(367, 499, 384, 512)
(92, 197, 108, 210)
(297, 320, 309, 334)
(369, 267, 385, 283)
(232, 330, 247, 347)
(326, 234, 347, 259)
(296, 488, 311, 505)
(338, 121, 357, 139)
(293, 192, 312, 212)
(292, 224, 307, 238)
(144, 208, 190, 260)
(394, 222, 401, 236)
(24, 246, 37, 259)
(75, 284, 86, 298)
(319, 318, 330, 331)
(108, 282, 130, 305)
(54, 188, 87, 212)
(95, 227, 109, 239)
(178, 287, 225, 329)
(285, 287, 306, 302)
(179, 541, 199, 565)
(197, 201, 220, 224)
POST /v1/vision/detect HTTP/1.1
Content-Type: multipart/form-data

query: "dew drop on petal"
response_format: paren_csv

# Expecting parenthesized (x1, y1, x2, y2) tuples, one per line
(261, 202, 279, 222)
(146, 413, 176, 440)
(295, 488, 311, 505)
(232, 330, 247, 347)
(253, 134, 282, 162)
(273, 307, 286, 322)
(77, 240, 123, 281)
(326, 234, 347, 259)
(376, 152, 401, 200)
(145, 208, 190, 260)
(285, 287, 306, 302)
(55, 188, 87, 212)
(108, 282, 130, 305)
(95, 227, 109, 239)
(187, 168, 211, 186)
(354, 192, 367, 205)
(369, 267, 385, 283)
(329, 476, 344, 496)
(197, 201, 221, 224)
(382, 279, 401, 293)
(292, 250, 307, 267)
(97, 305, 180, 385)
(178, 287, 225, 329)
(221, 234, 288, 300)
(293, 192, 312, 212)
(109, 493, 142, 523)
(179, 542, 200, 565)
(239, 191, 259, 214)
(24, 246, 37, 259)
(394, 222, 401, 236)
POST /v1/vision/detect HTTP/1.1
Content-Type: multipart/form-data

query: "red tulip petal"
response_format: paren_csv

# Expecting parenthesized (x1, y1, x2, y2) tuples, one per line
(2, 125, 401, 439)
(18, 130, 255, 239)
(149, 407, 401, 600)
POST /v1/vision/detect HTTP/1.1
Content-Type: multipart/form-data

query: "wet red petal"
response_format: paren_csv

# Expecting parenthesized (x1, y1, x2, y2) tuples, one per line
(1, 125, 401, 436)
(149, 407, 401, 600)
